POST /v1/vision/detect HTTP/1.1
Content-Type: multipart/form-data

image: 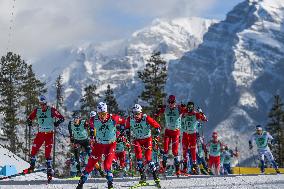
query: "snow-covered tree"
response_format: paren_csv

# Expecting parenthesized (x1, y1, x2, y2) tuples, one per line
(267, 95, 284, 167)
(104, 85, 121, 114)
(0, 52, 27, 153)
(138, 51, 167, 115)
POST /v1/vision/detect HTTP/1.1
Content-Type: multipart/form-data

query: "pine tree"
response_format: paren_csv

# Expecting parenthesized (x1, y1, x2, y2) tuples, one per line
(80, 84, 100, 117)
(53, 74, 64, 169)
(21, 65, 46, 160)
(0, 52, 28, 153)
(138, 51, 167, 115)
(267, 95, 284, 167)
(104, 84, 121, 114)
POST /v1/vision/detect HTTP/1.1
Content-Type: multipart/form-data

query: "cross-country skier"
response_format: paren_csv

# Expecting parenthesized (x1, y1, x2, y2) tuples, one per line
(126, 104, 161, 188)
(68, 111, 93, 176)
(155, 95, 186, 176)
(76, 102, 125, 189)
(249, 125, 280, 174)
(113, 131, 129, 173)
(206, 132, 223, 175)
(26, 95, 64, 181)
(196, 136, 209, 175)
(181, 101, 207, 174)
(220, 145, 238, 175)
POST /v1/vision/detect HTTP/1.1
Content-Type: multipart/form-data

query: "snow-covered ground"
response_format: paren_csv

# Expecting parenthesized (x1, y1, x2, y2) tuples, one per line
(0, 172, 283, 189)
(0, 145, 29, 174)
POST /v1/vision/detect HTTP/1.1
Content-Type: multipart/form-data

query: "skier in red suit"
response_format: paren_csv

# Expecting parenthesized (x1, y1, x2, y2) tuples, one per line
(26, 95, 64, 179)
(155, 95, 187, 175)
(181, 101, 207, 174)
(125, 104, 161, 187)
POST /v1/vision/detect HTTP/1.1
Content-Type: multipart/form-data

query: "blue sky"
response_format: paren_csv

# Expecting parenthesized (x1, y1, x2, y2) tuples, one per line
(0, 0, 243, 60)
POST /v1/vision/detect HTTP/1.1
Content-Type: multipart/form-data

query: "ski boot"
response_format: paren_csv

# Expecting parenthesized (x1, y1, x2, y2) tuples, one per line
(272, 160, 280, 174)
(174, 157, 181, 177)
(137, 160, 146, 184)
(207, 168, 214, 175)
(162, 154, 167, 169)
(76, 171, 89, 189)
(95, 162, 106, 177)
(149, 161, 161, 188)
(191, 163, 200, 175)
(106, 171, 114, 189)
(46, 159, 53, 183)
(260, 160, 265, 174)
(152, 170, 161, 188)
(24, 156, 36, 174)
(139, 171, 147, 184)
(181, 161, 189, 176)
(76, 183, 83, 189)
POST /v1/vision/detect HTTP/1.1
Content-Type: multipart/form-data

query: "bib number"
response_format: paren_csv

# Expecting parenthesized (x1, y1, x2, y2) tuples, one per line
(134, 124, 143, 135)
(99, 124, 109, 137)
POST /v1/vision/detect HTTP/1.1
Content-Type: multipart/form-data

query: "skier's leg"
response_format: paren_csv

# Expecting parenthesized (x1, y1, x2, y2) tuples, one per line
(163, 129, 170, 168)
(82, 139, 92, 156)
(120, 151, 126, 168)
(182, 133, 189, 173)
(134, 139, 143, 159)
(133, 139, 143, 177)
(215, 156, 221, 175)
(149, 161, 160, 185)
(44, 132, 54, 160)
(143, 137, 153, 163)
(73, 143, 82, 175)
(44, 132, 54, 178)
(223, 164, 229, 175)
(208, 156, 214, 174)
(137, 159, 146, 183)
(227, 163, 232, 174)
(104, 142, 116, 189)
(77, 143, 102, 188)
(172, 130, 180, 175)
(172, 130, 180, 157)
(29, 132, 45, 170)
(258, 151, 265, 173)
(189, 133, 198, 174)
(264, 150, 279, 172)
(46, 158, 53, 178)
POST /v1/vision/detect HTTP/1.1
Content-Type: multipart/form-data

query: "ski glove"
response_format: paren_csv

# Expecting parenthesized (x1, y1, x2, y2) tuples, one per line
(271, 139, 276, 145)
(27, 119, 32, 127)
(54, 118, 64, 127)
(155, 128, 161, 135)
(70, 137, 74, 143)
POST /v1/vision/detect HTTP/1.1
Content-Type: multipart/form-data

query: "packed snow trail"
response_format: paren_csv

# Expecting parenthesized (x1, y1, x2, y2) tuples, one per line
(0, 173, 283, 189)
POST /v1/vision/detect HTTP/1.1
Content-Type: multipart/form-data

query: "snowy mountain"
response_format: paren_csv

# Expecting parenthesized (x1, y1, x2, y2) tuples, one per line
(33, 17, 216, 111)
(167, 0, 284, 163)
(31, 0, 284, 165)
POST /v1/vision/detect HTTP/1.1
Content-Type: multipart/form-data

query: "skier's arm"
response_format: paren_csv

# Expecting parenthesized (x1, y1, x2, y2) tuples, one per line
(196, 112, 208, 122)
(27, 108, 38, 123)
(154, 106, 166, 118)
(249, 134, 254, 149)
(267, 132, 274, 141)
(146, 116, 160, 129)
(125, 117, 131, 139)
(178, 104, 187, 114)
(112, 114, 125, 126)
(68, 121, 74, 143)
(89, 117, 95, 140)
(51, 107, 65, 126)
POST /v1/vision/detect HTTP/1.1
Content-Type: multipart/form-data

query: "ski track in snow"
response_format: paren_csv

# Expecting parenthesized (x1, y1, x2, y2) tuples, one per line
(0, 173, 284, 189)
